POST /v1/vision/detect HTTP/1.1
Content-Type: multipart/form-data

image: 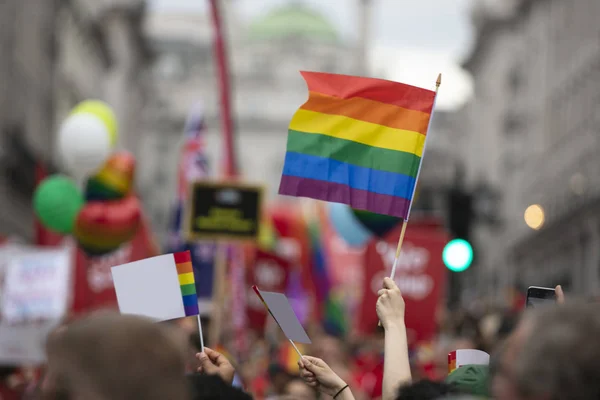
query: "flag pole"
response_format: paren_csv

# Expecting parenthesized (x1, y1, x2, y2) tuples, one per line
(197, 314, 205, 352)
(388, 73, 442, 281)
(288, 339, 304, 359)
(379, 74, 441, 327)
(253, 285, 305, 360)
(389, 220, 409, 280)
(209, 243, 228, 347)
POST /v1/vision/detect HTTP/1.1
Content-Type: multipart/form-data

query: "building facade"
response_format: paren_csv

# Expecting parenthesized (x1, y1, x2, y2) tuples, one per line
(142, 4, 362, 244)
(460, 0, 600, 299)
(0, 0, 152, 240)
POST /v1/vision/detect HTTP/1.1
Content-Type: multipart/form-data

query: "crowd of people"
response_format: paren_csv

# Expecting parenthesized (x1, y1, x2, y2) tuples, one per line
(2, 280, 600, 399)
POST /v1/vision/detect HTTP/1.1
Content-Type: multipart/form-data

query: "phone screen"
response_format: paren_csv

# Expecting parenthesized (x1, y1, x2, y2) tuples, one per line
(526, 287, 556, 308)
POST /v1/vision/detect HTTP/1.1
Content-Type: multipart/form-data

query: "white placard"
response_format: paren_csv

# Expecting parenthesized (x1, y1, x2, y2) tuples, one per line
(257, 289, 311, 344)
(0, 321, 57, 365)
(1, 247, 72, 323)
(0, 246, 72, 365)
(111, 254, 186, 321)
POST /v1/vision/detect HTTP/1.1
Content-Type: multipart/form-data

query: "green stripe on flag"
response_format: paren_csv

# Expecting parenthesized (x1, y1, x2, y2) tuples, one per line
(287, 129, 421, 178)
(180, 283, 196, 296)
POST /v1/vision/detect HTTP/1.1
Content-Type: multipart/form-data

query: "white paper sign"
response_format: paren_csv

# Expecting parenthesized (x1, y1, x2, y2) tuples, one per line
(1, 247, 72, 323)
(0, 321, 57, 365)
(256, 289, 311, 344)
(0, 246, 72, 365)
(111, 254, 191, 321)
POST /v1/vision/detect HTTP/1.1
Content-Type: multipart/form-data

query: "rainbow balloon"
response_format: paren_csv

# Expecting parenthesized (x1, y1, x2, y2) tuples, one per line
(74, 195, 141, 256)
(85, 151, 135, 201)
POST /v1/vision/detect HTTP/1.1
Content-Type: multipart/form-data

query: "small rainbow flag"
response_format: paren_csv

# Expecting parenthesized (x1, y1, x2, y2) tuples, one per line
(111, 251, 200, 321)
(279, 72, 437, 219)
(174, 251, 200, 317)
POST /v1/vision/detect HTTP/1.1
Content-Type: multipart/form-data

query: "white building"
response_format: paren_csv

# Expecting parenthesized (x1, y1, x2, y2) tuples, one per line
(460, 0, 600, 298)
(142, 3, 361, 243)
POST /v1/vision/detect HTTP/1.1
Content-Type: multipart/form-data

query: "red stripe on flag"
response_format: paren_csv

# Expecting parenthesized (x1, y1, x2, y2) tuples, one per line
(173, 250, 191, 264)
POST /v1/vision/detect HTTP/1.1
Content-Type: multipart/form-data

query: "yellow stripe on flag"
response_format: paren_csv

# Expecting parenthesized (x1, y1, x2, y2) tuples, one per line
(178, 272, 195, 285)
(289, 109, 426, 156)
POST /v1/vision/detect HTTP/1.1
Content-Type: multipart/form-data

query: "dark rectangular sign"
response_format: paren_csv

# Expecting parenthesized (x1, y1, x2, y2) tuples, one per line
(185, 182, 263, 241)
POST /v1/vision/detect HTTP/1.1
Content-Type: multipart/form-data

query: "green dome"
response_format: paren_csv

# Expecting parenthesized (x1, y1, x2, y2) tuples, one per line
(248, 4, 339, 42)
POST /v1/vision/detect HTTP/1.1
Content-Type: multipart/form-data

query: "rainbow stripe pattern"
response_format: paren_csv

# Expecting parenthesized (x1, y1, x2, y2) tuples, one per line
(279, 71, 437, 219)
(174, 251, 199, 316)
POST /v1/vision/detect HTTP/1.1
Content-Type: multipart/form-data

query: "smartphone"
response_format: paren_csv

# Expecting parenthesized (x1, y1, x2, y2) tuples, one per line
(526, 286, 556, 308)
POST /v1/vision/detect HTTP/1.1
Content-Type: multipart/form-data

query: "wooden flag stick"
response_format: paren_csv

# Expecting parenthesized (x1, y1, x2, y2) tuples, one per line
(389, 220, 408, 280)
(197, 314, 205, 352)
(388, 73, 441, 281)
(379, 73, 442, 327)
(288, 339, 304, 359)
(209, 243, 228, 346)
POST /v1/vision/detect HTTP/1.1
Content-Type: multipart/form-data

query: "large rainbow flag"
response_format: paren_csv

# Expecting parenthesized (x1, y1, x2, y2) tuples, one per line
(279, 72, 437, 219)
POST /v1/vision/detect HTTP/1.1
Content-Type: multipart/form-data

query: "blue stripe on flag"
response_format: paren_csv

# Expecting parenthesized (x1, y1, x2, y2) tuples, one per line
(283, 152, 416, 200)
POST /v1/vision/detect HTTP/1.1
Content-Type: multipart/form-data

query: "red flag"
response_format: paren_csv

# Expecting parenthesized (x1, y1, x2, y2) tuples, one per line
(246, 249, 291, 331)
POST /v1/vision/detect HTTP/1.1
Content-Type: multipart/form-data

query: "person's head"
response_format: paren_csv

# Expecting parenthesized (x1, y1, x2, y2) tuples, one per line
(0, 366, 17, 381)
(268, 364, 291, 394)
(446, 365, 490, 397)
(396, 379, 459, 400)
(493, 302, 600, 400)
(311, 335, 346, 364)
(188, 374, 251, 400)
(42, 311, 188, 400)
(282, 377, 317, 400)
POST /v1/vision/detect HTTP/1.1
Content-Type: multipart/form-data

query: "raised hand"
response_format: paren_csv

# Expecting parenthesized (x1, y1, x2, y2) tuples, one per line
(298, 356, 348, 397)
(376, 277, 406, 329)
(196, 347, 235, 385)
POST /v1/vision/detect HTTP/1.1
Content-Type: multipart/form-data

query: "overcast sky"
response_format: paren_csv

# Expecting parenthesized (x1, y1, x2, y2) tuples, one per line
(148, 0, 475, 110)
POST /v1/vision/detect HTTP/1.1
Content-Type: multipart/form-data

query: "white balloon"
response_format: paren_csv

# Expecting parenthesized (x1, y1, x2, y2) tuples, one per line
(57, 113, 111, 178)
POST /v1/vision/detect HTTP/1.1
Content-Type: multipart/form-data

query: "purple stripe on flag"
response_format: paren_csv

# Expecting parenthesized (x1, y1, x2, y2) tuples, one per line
(184, 303, 200, 317)
(279, 175, 411, 219)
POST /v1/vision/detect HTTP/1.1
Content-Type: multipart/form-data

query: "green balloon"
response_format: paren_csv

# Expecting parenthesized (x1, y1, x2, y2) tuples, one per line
(33, 175, 84, 234)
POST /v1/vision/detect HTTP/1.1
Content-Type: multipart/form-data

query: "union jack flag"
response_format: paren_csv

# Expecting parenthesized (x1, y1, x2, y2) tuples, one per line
(167, 103, 214, 301)
(177, 103, 209, 200)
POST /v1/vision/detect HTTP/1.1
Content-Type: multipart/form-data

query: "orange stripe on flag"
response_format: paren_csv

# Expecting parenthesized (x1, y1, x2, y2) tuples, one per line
(301, 91, 432, 135)
(176, 261, 193, 274)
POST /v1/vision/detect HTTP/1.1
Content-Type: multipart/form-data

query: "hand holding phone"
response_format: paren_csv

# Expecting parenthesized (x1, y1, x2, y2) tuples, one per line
(526, 286, 556, 308)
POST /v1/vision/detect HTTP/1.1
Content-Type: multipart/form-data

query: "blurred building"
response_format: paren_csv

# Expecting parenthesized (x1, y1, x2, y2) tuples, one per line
(460, 0, 600, 298)
(142, 3, 363, 244)
(0, 0, 152, 240)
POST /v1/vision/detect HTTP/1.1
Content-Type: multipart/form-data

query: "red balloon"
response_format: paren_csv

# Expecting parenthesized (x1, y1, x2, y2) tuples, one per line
(74, 196, 141, 253)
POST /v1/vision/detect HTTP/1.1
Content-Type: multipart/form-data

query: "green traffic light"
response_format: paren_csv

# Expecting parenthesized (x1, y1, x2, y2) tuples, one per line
(443, 239, 473, 272)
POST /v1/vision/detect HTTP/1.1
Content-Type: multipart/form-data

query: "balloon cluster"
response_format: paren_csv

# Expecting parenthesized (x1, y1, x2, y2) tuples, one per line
(328, 203, 401, 247)
(34, 101, 141, 256)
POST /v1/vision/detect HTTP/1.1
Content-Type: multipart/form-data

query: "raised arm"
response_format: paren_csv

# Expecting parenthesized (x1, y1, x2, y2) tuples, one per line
(298, 356, 356, 400)
(377, 277, 411, 400)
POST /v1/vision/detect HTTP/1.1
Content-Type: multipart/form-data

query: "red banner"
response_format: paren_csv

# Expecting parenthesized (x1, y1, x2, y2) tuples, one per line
(359, 221, 448, 343)
(319, 206, 365, 332)
(246, 249, 291, 331)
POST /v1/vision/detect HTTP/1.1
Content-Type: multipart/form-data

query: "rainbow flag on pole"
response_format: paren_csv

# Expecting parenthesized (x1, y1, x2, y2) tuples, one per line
(279, 72, 437, 219)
